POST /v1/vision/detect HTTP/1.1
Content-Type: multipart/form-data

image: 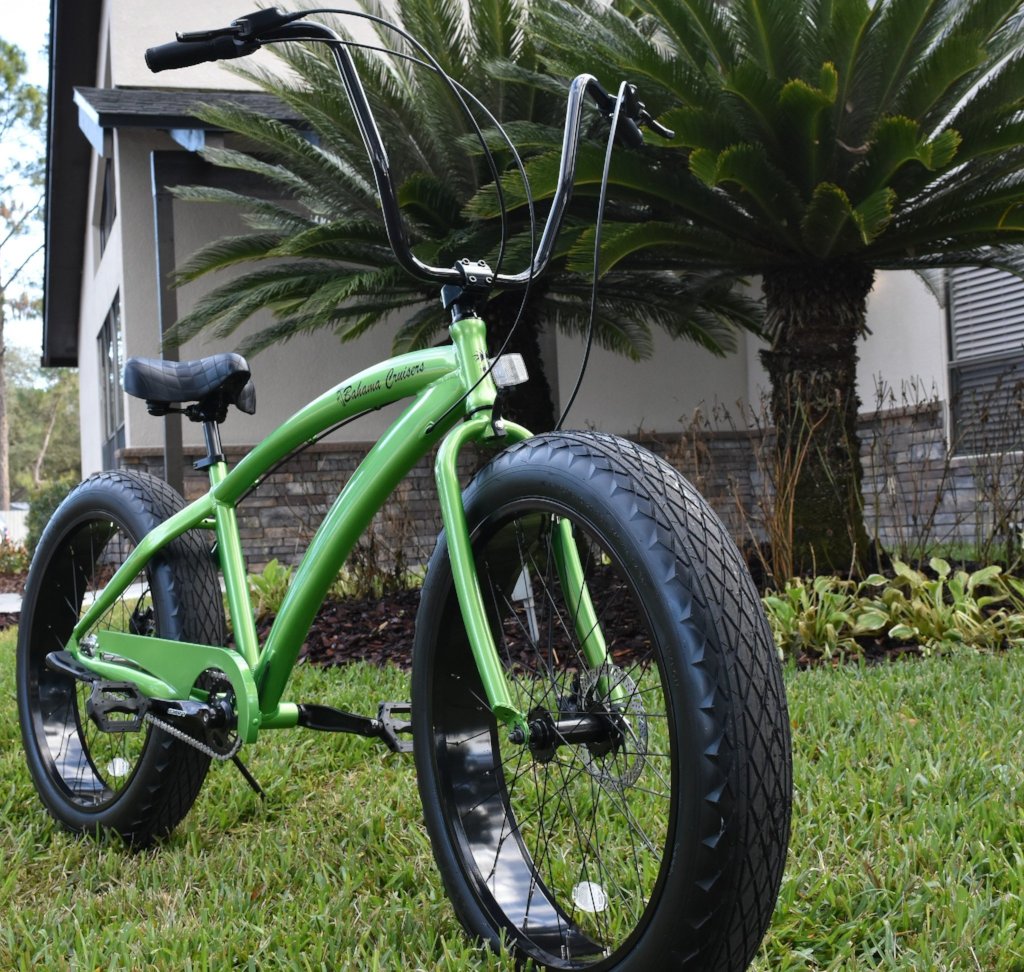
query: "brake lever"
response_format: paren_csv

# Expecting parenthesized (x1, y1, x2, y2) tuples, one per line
(176, 26, 238, 42)
(621, 84, 677, 141)
(177, 8, 303, 43)
(640, 110, 676, 140)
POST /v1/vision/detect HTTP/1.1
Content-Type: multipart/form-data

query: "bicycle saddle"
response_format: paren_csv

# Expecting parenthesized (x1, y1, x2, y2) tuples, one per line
(124, 353, 256, 419)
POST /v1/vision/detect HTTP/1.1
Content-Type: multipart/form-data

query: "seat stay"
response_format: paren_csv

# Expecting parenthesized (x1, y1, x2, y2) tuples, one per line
(69, 491, 217, 651)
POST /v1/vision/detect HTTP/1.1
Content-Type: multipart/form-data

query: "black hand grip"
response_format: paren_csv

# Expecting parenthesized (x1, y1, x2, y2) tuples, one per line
(145, 35, 257, 73)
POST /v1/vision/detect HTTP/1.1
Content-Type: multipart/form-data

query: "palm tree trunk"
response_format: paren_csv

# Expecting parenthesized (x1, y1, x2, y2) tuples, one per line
(483, 291, 557, 434)
(759, 264, 874, 576)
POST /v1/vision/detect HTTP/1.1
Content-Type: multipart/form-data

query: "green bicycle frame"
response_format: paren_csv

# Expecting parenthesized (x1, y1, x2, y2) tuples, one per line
(66, 317, 608, 743)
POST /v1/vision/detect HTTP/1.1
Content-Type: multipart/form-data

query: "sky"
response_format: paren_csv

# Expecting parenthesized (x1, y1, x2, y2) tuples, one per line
(3, 3, 51, 355)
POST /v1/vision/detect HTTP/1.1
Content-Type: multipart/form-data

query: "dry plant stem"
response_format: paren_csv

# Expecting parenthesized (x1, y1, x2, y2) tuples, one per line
(866, 375, 1024, 567)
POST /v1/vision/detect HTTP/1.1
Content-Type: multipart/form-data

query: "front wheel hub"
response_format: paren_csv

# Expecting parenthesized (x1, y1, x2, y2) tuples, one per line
(525, 707, 621, 763)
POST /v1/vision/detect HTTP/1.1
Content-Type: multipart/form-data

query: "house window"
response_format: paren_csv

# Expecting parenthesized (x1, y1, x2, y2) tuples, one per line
(99, 158, 116, 254)
(98, 295, 125, 469)
(947, 259, 1024, 456)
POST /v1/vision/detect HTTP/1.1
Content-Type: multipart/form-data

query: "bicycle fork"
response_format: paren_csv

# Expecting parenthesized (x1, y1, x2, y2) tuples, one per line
(434, 319, 614, 739)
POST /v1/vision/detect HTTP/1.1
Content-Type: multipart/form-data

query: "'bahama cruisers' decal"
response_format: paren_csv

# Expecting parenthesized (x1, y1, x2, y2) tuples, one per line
(336, 361, 427, 406)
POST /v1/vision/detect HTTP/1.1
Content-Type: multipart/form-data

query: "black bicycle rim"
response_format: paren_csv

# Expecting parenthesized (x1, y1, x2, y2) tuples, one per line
(24, 513, 156, 809)
(425, 500, 678, 967)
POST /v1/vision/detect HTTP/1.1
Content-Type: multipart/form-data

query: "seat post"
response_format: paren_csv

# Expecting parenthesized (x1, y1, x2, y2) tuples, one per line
(195, 420, 225, 472)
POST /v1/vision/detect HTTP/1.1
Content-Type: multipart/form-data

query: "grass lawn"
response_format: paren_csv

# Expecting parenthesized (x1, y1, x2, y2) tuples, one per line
(3, 628, 1024, 970)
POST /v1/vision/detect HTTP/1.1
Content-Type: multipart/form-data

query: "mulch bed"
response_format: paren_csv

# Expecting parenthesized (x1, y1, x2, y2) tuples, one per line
(0, 572, 26, 594)
(0, 569, 948, 669)
(291, 588, 422, 668)
(292, 573, 653, 671)
(289, 585, 924, 670)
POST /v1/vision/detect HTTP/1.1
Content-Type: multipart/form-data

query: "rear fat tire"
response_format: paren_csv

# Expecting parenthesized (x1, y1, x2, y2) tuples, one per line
(17, 470, 226, 846)
(412, 431, 791, 970)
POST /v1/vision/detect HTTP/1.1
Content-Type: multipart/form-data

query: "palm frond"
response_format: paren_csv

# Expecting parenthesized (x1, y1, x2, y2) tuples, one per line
(630, 0, 738, 75)
(174, 234, 284, 284)
(733, 0, 809, 80)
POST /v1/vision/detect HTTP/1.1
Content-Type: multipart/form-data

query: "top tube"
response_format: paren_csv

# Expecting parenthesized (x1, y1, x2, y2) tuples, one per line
(211, 344, 461, 507)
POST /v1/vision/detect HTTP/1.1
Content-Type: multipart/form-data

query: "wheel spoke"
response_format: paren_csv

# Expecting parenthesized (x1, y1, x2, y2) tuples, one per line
(426, 497, 674, 966)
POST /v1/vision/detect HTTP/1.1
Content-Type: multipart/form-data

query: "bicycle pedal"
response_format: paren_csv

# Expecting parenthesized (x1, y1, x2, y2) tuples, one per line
(86, 681, 150, 733)
(377, 701, 413, 754)
(45, 650, 99, 684)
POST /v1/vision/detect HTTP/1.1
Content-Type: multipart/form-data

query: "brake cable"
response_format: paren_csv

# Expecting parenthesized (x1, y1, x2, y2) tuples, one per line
(256, 10, 636, 433)
(555, 81, 631, 430)
(261, 11, 539, 427)
(280, 7, 529, 282)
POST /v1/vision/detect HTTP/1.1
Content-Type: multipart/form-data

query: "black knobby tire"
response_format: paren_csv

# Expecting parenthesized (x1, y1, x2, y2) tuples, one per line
(412, 431, 791, 970)
(17, 470, 226, 846)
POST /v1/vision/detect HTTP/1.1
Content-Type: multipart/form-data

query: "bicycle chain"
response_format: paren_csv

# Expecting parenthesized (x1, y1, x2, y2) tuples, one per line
(143, 711, 242, 761)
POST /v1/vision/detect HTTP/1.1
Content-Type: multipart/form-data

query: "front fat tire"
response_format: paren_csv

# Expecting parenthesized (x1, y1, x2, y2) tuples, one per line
(17, 471, 226, 846)
(413, 431, 791, 971)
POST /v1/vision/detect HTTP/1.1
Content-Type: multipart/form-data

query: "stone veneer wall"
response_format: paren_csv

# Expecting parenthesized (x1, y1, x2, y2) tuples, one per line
(121, 404, 1023, 571)
(639, 402, 1021, 554)
(119, 441, 478, 572)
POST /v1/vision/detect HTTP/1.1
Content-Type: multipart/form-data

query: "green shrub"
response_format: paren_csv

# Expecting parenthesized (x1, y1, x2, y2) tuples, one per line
(26, 478, 76, 554)
(857, 558, 1023, 655)
(763, 575, 869, 661)
(0, 537, 29, 575)
(247, 558, 293, 621)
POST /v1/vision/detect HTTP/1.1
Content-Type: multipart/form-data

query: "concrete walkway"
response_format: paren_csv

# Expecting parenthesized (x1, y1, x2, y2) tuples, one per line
(0, 580, 155, 616)
(0, 592, 20, 614)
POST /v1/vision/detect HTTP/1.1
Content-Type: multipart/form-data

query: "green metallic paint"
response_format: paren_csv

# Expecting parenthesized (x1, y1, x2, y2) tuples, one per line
(89, 631, 262, 744)
(254, 374, 466, 713)
(553, 517, 608, 667)
(61, 326, 544, 743)
(212, 347, 457, 507)
(208, 462, 260, 670)
(434, 418, 533, 735)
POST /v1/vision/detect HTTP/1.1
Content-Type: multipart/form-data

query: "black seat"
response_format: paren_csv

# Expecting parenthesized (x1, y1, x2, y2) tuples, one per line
(123, 353, 256, 419)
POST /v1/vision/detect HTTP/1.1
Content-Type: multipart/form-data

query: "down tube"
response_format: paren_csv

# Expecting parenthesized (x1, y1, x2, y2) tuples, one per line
(254, 376, 465, 713)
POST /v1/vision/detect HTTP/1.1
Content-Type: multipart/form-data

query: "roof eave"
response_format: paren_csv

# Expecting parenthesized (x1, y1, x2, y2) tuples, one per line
(42, 0, 102, 368)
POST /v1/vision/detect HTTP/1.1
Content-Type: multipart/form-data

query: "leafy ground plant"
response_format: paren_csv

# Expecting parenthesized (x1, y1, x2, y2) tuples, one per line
(856, 558, 1024, 656)
(246, 558, 294, 621)
(763, 575, 861, 660)
(0, 538, 28, 576)
(764, 559, 1024, 662)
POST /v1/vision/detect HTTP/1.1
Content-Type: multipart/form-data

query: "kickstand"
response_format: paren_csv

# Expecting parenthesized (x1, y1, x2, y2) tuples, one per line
(231, 754, 265, 799)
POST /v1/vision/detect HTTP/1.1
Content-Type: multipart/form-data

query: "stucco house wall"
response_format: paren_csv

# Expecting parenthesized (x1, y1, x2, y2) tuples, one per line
(569, 272, 949, 438)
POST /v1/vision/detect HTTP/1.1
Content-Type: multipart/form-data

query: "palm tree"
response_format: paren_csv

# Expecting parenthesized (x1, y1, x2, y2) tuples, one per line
(170, 0, 760, 432)
(511, 0, 1024, 572)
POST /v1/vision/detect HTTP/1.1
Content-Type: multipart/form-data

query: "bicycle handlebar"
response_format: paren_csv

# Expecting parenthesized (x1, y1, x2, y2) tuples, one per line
(145, 8, 673, 290)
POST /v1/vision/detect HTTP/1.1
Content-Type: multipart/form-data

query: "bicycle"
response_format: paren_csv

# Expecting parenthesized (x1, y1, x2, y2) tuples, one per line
(17, 8, 792, 970)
